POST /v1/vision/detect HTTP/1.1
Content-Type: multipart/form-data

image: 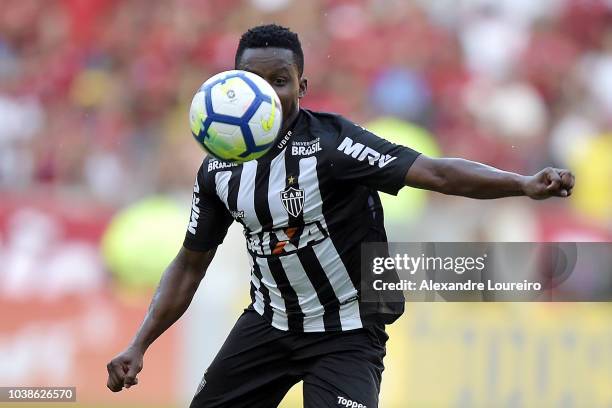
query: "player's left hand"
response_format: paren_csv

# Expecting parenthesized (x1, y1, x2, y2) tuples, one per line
(522, 167, 575, 200)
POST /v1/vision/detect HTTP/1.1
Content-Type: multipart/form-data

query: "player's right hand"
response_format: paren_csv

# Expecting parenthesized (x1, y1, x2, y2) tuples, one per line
(106, 346, 144, 392)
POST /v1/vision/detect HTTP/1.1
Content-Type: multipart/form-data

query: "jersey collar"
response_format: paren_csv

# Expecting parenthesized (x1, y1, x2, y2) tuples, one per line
(261, 109, 305, 161)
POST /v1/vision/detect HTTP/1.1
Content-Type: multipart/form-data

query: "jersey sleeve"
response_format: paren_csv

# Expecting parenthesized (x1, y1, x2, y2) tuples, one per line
(182, 161, 234, 251)
(329, 117, 421, 195)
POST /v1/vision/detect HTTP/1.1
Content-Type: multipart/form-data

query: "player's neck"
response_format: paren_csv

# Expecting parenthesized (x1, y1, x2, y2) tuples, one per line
(281, 108, 301, 136)
(260, 108, 301, 162)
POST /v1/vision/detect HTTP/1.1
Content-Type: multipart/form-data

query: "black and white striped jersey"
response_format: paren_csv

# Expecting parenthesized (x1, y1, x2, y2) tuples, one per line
(183, 109, 420, 332)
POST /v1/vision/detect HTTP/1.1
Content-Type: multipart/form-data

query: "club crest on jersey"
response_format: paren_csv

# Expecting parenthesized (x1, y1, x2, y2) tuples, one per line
(280, 186, 305, 217)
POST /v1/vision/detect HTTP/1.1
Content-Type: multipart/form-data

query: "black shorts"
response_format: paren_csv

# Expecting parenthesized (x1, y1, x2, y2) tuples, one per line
(190, 309, 389, 408)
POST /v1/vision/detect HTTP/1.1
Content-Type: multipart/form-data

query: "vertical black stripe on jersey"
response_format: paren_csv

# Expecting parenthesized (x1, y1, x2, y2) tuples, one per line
(285, 150, 342, 331)
(225, 166, 274, 322)
(296, 247, 342, 330)
(254, 161, 273, 232)
(226, 166, 244, 227)
(254, 159, 304, 331)
(315, 157, 366, 313)
(203, 157, 216, 195)
(282, 149, 304, 254)
(283, 148, 303, 229)
(267, 256, 304, 330)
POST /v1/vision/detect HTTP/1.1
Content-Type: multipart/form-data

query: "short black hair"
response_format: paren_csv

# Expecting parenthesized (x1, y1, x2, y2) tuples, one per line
(235, 24, 304, 76)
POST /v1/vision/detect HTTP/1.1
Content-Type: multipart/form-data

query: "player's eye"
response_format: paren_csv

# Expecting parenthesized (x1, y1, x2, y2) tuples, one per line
(273, 78, 287, 86)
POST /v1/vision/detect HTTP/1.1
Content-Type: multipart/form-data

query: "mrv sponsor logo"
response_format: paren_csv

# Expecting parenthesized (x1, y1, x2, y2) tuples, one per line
(188, 179, 200, 234)
(337, 136, 396, 168)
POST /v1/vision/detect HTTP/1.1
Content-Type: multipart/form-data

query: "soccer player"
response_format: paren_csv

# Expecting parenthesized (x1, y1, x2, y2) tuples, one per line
(106, 24, 574, 407)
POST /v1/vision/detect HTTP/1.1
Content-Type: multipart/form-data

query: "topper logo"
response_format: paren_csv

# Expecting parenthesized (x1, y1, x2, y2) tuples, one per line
(337, 396, 366, 408)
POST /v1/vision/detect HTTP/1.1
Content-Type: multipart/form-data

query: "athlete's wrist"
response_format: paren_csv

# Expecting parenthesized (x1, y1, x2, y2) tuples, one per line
(516, 174, 531, 196)
(127, 339, 148, 354)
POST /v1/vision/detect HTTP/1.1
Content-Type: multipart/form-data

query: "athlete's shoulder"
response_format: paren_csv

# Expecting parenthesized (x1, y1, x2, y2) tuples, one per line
(194, 155, 240, 195)
(204, 155, 241, 174)
(301, 108, 352, 128)
(300, 109, 361, 145)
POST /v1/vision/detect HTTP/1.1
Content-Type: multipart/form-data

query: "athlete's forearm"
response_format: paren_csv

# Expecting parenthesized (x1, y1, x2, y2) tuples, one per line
(405, 156, 527, 199)
(129, 247, 215, 352)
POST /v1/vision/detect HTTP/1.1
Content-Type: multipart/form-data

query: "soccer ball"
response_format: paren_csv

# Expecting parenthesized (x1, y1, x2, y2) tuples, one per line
(189, 70, 283, 163)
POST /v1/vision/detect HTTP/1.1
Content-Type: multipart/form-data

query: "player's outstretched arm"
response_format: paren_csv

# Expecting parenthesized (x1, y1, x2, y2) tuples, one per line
(106, 246, 216, 392)
(404, 155, 575, 200)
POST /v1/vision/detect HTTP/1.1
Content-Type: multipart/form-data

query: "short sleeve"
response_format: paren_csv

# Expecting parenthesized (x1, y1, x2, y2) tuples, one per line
(182, 162, 234, 251)
(329, 118, 421, 195)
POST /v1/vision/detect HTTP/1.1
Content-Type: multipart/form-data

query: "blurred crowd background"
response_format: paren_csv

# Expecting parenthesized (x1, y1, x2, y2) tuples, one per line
(0, 0, 611, 407)
(1, 0, 611, 229)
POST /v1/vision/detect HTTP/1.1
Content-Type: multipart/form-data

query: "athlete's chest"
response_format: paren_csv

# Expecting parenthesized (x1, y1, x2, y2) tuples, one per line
(214, 141, 330, 232)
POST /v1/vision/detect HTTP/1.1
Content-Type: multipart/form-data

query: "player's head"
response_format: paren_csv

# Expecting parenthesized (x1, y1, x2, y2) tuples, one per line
(235, 24, 307, 128)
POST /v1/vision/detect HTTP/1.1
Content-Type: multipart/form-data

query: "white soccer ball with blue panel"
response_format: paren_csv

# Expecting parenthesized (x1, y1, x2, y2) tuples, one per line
(189, 70, 282, 163)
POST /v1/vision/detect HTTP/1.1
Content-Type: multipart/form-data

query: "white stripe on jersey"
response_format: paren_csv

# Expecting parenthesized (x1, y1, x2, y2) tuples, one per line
(251, 151, 294, 331)
(246, 251, 266, 316)
(214, 171, 232, 207)
(312, 240, 362, 330)
(255, 257, 289, 331)
(279, 254, 325, 332)
(237, 161, 258, 232)
(250, 274, 266, 316)
(268, 150, 289, 230)
(237, 160, 289, 330)
(299, 157, 363, 330)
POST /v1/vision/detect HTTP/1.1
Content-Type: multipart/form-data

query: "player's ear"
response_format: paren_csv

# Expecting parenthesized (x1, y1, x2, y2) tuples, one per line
(298, 77, 307, 99)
